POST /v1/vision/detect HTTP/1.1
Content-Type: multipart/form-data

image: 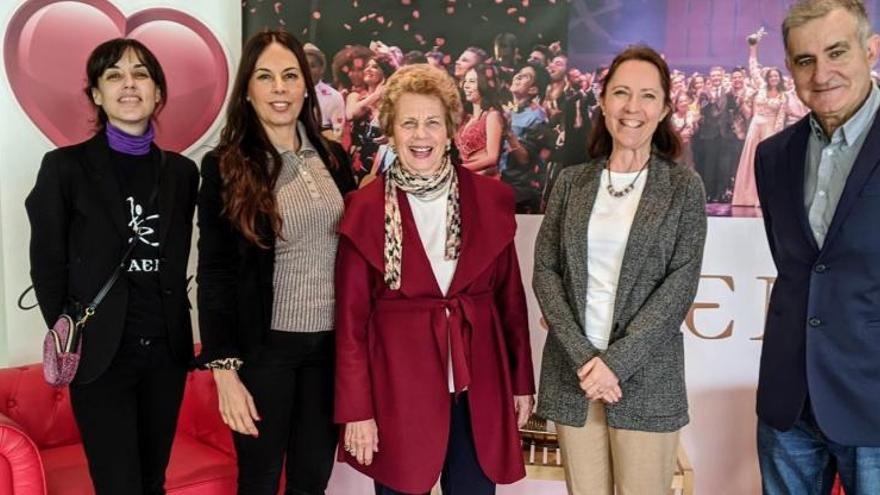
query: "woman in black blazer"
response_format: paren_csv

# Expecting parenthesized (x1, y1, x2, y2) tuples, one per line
(196, 30, 355, 494)
(25, 39, 198, 495)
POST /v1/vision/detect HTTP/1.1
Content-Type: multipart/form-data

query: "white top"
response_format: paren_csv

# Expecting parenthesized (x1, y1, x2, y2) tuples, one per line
(406, 183, 458, 392)
(585, 168, 648, 350)
(315, 80, 345, 139)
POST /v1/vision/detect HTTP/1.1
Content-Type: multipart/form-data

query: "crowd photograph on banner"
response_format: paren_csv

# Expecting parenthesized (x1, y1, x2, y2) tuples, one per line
(243, 0, 880, 216)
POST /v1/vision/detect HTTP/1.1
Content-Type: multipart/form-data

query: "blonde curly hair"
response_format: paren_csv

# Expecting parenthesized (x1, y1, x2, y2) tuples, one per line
(378, 63, 462, 139)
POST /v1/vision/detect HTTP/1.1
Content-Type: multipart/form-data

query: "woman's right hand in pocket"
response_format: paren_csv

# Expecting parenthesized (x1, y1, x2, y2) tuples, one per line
(212, 369, 260, 437)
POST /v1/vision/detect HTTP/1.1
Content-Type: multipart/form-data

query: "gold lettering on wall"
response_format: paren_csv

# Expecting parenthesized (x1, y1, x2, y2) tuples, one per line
(751, 276, 777, 341)
(685, 275, 734, 339)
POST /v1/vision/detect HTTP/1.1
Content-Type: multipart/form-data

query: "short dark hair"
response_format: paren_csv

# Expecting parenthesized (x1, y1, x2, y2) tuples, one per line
(523, 60, 551, 99)
(529, 44, 552, 64)
(84, 38, 167, 130)
(588, 44, 681, 161)
(403, 50, 428, 65)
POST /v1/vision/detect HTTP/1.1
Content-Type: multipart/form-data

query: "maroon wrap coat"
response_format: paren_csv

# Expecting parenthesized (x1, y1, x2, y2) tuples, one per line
(334, 167, 535, 493)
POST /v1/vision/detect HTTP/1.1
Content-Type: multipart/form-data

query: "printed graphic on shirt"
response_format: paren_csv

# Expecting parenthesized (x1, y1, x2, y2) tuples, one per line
(126, 196, 160, 272)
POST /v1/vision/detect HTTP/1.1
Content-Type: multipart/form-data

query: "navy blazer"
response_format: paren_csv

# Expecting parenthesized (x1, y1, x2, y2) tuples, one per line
(26, 133, 199, 384)
(755, 107, 880, 446)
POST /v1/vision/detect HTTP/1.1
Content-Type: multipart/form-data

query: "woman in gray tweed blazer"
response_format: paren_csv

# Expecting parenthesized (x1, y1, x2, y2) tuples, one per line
(533, 45, 706, 495)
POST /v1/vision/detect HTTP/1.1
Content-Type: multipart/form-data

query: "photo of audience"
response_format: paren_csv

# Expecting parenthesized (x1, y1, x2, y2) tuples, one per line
(241, 1, 848, 217)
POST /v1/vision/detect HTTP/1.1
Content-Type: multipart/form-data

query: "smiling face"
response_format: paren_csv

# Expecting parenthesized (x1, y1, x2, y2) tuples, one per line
(510, 65, 537, 99)
(600, 59, 669, 155)
(767, 68, 782, 89)
(90, 48, 161, 135)
(786, 8, 880, 134)
(548, 55, 568, 81)
(731, 69, 745, 90)
(391, 92, 450, 175)
(709, 68, 724, 88)
(247, 42, 306, 136)
(364, 58, 385, 86)
(462, 68, 482, 104)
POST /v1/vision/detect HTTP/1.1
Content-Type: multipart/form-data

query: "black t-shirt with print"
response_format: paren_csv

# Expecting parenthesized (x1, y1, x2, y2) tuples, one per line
(113, 149, 166, 338)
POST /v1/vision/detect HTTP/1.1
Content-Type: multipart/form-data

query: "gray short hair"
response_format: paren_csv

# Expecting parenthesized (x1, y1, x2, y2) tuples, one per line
(783, 0, 872, 54)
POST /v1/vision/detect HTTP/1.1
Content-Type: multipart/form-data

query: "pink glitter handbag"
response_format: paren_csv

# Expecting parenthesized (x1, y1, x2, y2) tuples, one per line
(43, 311, 90, 386)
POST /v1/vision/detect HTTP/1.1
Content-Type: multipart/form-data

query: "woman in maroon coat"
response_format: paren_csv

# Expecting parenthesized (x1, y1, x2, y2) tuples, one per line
(335, 64, 535, 495)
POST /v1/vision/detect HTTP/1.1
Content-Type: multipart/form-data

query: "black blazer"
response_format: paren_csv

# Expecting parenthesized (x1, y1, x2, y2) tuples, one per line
(26, 133, 199, 384)
(196, 141, 356, 364)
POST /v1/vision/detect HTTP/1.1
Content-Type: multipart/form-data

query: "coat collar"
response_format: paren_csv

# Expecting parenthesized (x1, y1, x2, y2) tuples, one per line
(338, 167, 516, 298)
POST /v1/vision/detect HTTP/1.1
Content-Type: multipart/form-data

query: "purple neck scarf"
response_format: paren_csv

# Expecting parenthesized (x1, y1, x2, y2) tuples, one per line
(106, 122, 155, 156)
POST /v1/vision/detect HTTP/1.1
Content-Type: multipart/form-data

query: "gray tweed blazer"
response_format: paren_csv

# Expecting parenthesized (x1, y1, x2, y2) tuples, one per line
(533, 156, 706, 432)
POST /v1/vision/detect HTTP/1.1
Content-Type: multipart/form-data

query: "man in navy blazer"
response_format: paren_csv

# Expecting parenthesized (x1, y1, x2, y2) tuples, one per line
(754, 1, 880, 493)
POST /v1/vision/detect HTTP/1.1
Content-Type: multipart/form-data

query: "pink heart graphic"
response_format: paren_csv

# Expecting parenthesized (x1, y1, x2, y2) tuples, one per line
(4, 0, 229, 152)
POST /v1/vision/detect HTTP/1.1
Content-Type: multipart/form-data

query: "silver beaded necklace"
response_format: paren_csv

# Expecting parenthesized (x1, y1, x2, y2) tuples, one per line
(605, 157, 650, 198)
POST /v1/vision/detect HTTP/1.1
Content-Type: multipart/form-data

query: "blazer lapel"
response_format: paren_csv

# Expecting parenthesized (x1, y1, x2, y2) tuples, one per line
(822, 107, 880, 251)
(563, 162, 603, 328)
(85, 134, 129, 241)
(156, 149, 178, 249)
(787, 120, 820, 253)
(611, 157, 673, 326)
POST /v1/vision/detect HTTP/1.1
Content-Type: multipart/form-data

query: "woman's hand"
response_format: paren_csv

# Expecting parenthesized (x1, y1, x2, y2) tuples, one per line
(577, 357, 622, 403)
(514, 395, 535, 428)
(345, 419, 379, 466)
(212, 369, 260, 437)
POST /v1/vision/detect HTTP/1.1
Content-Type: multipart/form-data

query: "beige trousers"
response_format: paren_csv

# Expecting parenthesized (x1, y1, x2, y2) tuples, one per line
(556, 400, 680, 495)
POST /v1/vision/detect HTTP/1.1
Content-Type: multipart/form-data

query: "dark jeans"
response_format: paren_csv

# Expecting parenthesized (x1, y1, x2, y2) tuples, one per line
(70, 334, 187, 495)
(235, 330, 337, 495)
(375, 393, 495, 495)
(758, 401, 880, 494)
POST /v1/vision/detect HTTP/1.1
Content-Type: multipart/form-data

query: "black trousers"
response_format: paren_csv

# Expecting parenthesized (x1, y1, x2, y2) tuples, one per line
(235, 330, 337, 495)
(695, 135, 743, 203)
(375, 393, 495, 495)
(69, 334, 187, 495)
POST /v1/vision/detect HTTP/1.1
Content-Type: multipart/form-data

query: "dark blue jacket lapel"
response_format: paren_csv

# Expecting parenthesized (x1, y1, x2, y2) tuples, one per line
(823, 106, 880, 251)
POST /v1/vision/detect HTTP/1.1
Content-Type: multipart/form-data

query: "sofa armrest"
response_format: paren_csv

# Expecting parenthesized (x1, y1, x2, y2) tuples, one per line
(0, 412, 47, 495)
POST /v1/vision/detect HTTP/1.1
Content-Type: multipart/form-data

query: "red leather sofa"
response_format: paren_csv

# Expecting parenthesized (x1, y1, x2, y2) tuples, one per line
(0, 363, 237, 494)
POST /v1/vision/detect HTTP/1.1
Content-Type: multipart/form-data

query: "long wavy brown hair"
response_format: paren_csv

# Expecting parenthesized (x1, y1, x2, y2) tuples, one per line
(217, 30, 338, 248)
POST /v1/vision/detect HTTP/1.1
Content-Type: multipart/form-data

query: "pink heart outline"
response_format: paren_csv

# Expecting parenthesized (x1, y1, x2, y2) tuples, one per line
(4, 0, 229, 152)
